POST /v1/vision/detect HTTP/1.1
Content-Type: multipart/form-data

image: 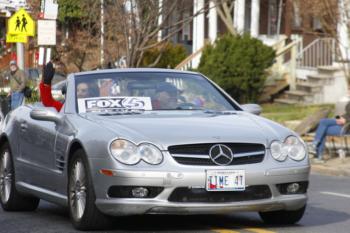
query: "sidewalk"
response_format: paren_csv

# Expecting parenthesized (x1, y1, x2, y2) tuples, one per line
(311, 157, 350, 176)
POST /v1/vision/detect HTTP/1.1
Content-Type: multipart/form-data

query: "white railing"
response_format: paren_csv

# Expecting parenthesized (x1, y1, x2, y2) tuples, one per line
(273, 38, 302, 90)
(297, 38, 336, 69)
(175, 46, 206, 71)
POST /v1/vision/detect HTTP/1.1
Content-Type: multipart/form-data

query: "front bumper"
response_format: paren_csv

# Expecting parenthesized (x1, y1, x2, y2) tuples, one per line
(89, 156, 310, 216)
(96, 194, 307, 216)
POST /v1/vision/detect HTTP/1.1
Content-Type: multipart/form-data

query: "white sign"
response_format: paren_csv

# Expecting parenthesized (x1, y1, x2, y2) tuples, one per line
(78, 97, 153, 113)
(38, 47, 45, 65)
(0, 0, 27, 10)
(44, 0, 58, 20)
(37, 19, 56, 45)
(45, 47, 51, 63)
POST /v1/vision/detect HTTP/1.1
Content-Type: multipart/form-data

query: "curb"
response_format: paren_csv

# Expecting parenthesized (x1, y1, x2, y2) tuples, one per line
(311, 164, 350, 176)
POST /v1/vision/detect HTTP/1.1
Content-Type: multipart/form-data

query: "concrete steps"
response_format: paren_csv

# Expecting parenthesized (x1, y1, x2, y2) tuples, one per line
(259, 79, 289, 103)
(296, 83, 323, 93)
(273, 65, 346, 105)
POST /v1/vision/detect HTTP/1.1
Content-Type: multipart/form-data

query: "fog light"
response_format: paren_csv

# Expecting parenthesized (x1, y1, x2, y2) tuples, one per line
(131, 187, 149, 198)
(286, 183, 300, 194)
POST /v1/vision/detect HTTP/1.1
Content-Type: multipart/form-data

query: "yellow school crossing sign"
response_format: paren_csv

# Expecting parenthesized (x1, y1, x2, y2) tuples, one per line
(6, 34, 28, 43)
(7, 8, 35, 37)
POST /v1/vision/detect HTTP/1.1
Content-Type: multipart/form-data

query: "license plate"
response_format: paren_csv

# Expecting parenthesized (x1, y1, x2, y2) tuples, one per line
(206, 170, 245, 191)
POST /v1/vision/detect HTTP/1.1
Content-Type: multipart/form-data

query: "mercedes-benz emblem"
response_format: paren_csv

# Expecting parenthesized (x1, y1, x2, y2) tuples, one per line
(209, 144, 234, 166)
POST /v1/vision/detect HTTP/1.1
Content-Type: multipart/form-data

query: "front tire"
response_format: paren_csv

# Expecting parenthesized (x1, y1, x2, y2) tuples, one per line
(68, 149, 112, 230)
(259, 205, 306, 225)
(0, 142, 40, 211)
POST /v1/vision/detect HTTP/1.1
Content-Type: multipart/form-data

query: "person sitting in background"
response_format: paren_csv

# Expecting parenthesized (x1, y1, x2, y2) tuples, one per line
(40, 61, 63, 112)
(309, 102, 350, 163)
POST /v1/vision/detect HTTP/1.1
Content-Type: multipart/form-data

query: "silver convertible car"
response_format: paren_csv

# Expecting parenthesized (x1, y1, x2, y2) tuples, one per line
(0, 69, 310, 230)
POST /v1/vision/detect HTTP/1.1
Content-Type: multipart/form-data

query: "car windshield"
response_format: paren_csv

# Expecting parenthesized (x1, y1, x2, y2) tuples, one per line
(75, 72, 237, 113)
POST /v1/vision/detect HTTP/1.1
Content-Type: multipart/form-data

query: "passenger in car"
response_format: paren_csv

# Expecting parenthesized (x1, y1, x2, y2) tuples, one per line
(152, 83, 178, 110)
(76, 82, 89, 98)
(76, 81, 100, 98)
(39, 61, 63, 112)
(99, 79, 112, 96)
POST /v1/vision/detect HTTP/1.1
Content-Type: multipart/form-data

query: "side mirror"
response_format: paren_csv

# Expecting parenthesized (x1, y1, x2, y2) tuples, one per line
(241, 104, 262, 115)
(30, 107, 63, 124)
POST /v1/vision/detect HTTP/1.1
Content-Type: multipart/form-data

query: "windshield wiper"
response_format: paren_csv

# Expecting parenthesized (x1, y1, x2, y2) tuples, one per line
(203, 109, 237, 115)
(96, 109, 145, 116)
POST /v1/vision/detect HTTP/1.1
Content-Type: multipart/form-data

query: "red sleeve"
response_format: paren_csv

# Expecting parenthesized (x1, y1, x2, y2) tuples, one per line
(39, 82, 63, 112)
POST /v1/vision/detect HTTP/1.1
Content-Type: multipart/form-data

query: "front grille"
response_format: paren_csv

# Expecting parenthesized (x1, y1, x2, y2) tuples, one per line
(168, 185, 271, 203)
(168, 143, 265, 166)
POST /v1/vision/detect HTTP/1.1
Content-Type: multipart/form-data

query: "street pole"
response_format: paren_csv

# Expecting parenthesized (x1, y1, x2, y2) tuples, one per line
(16, 42, 24, 70)
(100, 0, 104, 68)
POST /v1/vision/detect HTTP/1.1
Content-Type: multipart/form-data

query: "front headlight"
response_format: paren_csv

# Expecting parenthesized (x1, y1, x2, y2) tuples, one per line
(138, 143, 163, 165)
(270, 141, 288, 161)
(110, 139, 163, 165)
(270, 136, 306, 162)
(284, 136, 306, 161)
(110, 139, 140, 165)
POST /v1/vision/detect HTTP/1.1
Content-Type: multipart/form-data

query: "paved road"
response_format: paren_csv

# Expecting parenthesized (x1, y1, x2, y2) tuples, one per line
(1, 173, 350, 233)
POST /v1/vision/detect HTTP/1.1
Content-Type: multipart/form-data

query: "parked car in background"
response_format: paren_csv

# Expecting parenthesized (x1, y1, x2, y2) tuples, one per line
(51, 80, 66, 101)
(25, 68, 40, 85)
(25, 68, 66, 86)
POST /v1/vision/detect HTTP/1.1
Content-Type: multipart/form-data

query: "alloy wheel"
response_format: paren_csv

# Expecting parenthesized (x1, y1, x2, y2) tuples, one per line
(69, 159, 87, 221)
(0, 151, 12, 204)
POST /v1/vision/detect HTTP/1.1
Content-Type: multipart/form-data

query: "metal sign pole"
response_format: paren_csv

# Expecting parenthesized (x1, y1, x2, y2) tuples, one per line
(100, 0, 104, 68)
(16, 42, 24, 70)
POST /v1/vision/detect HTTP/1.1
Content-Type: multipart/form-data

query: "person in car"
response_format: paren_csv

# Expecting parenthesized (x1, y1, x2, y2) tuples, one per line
(76, 82, 89, 98)
(76, 81, 100, 98)
(152, 83, 178, 110)
(40, 61, 63, 112)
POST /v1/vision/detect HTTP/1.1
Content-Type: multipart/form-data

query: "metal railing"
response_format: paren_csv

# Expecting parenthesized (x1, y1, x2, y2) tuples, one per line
(297, 38, 336, 69)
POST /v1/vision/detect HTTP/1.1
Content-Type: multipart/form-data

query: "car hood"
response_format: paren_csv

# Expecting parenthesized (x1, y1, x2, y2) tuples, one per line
(82, 111, 292, 150)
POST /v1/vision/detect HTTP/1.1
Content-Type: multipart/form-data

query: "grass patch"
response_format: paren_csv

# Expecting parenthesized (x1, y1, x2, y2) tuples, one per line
(261, 104, 334, 125)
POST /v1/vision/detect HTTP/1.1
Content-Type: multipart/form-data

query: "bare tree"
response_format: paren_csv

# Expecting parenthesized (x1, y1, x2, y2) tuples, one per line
(294, 0, 350, 78)
(103, 0, 210, 68)
(29, 0, 214, 70)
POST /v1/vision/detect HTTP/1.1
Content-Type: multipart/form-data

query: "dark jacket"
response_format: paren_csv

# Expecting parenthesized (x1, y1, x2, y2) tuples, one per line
(341, 102, 350, 134)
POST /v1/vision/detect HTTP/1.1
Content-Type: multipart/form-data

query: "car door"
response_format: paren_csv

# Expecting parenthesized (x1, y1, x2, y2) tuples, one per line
(18, 106, 57, 190)
(51, 123, 73, 195)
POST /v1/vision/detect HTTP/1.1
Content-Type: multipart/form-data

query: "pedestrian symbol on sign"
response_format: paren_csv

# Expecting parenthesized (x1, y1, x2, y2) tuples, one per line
(15, 17, 20, 31)
(7, 8, 35, 37)
(21, 14, 27, 32)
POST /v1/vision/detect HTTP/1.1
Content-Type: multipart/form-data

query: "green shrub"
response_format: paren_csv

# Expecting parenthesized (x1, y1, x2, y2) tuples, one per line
(141, 42, 187, 68)
(26, 89, 40, 103)
(198, 34, 275, 103)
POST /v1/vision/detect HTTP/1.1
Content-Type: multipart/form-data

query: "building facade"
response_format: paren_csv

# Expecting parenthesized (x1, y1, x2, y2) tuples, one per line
(166, 0, 349, 104)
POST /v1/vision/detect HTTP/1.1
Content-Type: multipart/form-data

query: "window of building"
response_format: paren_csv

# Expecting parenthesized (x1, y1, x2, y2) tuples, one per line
(292, 0, 302, 29)
(312, 17, 323, 32)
